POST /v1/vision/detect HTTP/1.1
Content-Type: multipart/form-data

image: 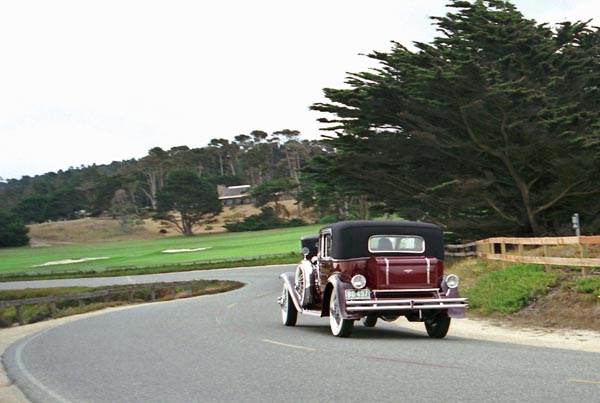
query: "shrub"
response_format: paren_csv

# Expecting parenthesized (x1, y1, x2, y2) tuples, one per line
(225, 207, 305, 232)
(464, 264, 563, 315)
(317, 215, 339, 224)
(0, 209, 30, 247)
(563, 277, 600, 298)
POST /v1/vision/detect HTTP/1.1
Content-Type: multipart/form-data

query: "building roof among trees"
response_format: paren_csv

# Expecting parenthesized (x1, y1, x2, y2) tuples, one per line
(218, 185, 251, 201)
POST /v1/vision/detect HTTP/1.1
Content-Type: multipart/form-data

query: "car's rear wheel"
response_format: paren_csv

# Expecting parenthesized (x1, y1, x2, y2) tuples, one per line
(281, 284, 297, 326)
(362, 314, 378, 327)
(294, 266, 312, 308)
(425, 315, 451, 338)
(329, 290, 353, 337)
(294, 266, 305, 295)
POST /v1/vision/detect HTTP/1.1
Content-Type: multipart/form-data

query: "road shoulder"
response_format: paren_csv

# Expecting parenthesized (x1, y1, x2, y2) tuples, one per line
(397, 316, 600, 353)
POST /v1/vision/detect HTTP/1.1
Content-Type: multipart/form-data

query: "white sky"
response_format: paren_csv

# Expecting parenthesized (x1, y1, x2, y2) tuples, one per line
(0, 0, 598, 180)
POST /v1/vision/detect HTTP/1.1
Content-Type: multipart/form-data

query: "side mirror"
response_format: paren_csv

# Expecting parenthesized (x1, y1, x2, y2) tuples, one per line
(301, 247, 310, 259)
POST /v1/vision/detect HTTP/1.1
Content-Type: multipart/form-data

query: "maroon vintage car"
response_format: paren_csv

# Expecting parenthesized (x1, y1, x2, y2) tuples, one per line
(278, 220, 468, 337)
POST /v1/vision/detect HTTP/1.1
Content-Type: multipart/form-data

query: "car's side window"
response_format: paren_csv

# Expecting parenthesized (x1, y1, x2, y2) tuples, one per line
(320, 231, 332, 259)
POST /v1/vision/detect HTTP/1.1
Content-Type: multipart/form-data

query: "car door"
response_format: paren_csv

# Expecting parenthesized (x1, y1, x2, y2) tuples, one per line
(318, 228, 333, 293)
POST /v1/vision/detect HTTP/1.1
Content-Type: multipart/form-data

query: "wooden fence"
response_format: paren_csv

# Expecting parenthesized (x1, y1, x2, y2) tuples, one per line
(446, 242, 478, 257)
(446, 236, 600, 275)
(0, 281, 197, 326)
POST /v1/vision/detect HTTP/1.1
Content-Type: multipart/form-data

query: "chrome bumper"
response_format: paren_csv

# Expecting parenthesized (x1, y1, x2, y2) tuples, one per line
(345, 288, 468, 312)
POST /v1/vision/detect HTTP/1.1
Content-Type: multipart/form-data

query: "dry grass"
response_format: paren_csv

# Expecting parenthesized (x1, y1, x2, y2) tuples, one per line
(512, 284, 600, 331)
(508, 244, 600, 259)
(28, 200, 312, 244)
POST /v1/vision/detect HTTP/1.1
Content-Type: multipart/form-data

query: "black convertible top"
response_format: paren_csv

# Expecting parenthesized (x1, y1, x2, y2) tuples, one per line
(321, 220, 444, 260)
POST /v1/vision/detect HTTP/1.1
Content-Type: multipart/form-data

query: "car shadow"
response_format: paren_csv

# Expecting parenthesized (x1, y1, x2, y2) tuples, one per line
(292, 322, 428, 340)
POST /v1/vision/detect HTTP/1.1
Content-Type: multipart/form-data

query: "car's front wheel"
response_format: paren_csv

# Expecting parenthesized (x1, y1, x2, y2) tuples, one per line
(281, 284, 297, 326)
(425, 315, 451, 338)
(329, 290, 354, 337)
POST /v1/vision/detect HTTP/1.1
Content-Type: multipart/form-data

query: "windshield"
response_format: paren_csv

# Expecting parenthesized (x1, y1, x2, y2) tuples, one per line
(368, 235, 425, 253)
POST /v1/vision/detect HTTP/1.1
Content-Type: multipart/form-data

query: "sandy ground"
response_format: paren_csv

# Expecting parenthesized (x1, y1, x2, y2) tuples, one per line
(1, 303, 600, 402)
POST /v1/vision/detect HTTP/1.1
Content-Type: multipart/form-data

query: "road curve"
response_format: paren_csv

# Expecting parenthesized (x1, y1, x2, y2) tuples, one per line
(4, 265, 600, 403)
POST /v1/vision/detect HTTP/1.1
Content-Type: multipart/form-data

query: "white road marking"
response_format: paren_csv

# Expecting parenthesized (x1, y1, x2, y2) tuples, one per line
(261, 339, 316, 351)
(15, 329, 73, 403)
(567, 378, 600, 385)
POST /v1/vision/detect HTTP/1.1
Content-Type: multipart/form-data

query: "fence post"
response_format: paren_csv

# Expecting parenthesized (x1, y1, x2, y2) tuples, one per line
(543, 245, 550, 270)
(16, 305, 24, 325)
(580, 241, 589, 277)
(49, 302, 58, 316)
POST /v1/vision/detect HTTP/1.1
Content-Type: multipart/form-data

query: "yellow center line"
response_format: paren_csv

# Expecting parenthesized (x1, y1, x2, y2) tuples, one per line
(567, 379, 600, 385)
(261, 339, 317, 351)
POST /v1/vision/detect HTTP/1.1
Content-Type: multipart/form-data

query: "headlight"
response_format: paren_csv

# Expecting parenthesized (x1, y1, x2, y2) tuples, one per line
(351, 274, 367, 289)
(445, 274, 460, 289)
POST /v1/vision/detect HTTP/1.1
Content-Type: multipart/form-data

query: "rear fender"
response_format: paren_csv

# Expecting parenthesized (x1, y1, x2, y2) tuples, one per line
(327, 274, 362, 320)
(441, 275, 466, 319)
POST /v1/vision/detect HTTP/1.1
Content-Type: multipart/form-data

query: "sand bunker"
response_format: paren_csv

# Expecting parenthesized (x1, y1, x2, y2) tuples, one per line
(161, 247, 211, 253)
(33, 257, 110, 267)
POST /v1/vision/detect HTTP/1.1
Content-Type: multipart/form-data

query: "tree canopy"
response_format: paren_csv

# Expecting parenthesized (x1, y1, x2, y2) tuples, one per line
(311, 0, 600, 237)
(1, 130, 320, 226)
(156, 170, 222, 235)
(0, 210, 29, 247)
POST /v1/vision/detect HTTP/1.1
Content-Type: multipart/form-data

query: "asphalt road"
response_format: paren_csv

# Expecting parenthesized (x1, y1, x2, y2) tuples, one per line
(4, 265, 600, 403)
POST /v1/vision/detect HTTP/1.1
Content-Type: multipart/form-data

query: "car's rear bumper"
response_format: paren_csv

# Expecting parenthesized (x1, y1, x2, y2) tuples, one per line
(346, 297, 468, 311)
(345, 288, 468, 316)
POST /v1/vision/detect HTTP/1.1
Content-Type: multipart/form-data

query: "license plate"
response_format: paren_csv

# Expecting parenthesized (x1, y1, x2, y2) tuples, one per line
(345, 289, 370, 300)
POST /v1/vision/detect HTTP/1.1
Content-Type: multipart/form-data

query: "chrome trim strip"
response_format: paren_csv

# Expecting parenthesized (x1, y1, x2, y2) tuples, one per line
(299, 310, 322, 317)
(373, 288, 439, 293)
(347, 297, 468, 306)
(425, 257, 431, 284)
(347, 303, 468, 312)
(329, 257, 372, 262)
(385, 257, 390, 285)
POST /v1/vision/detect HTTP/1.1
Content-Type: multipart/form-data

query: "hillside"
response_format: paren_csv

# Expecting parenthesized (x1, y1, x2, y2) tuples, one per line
(28, 200, 311, 245)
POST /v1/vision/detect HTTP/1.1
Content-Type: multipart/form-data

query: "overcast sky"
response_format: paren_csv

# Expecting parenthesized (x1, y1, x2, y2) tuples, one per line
(1, 0, 598, 180)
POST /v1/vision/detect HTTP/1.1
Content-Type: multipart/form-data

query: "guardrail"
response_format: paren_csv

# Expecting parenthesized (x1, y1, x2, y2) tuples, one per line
(445, 242, 478, 257)
(0, 281, 198, 326)
(446, 236, 600, 276)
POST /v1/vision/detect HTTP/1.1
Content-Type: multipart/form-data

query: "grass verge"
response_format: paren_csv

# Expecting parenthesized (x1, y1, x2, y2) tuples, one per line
(462, 264, 564, 315)
(0, 253, 299, 282)
(0, 280, 243, 328)
(448, 257, 600, 331)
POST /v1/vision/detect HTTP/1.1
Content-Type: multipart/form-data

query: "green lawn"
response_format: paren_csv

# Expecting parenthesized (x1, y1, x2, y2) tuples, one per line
(0, 225, 321, 275)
